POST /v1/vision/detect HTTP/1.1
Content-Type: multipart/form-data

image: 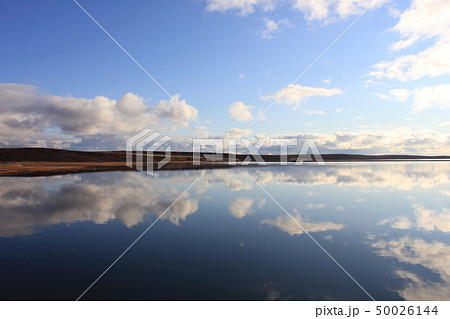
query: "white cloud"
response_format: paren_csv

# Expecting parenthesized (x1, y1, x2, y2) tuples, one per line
(205, 0, 389, 23)
(205, 0, 276, 15)
(412, 84, 450, 113)
(262, 84, 342, 109)
(379, 216, 412, 230)
(292, 0, 390, 22)
(390, 89, 411, 101)
(224, 127, 252, 139)
(256, 198, 267, 209)
(193, 125, 211, 138)
(370, 0, 450, 81)
(390, 0, 450, 50)
(238, 73, 245, 79)
(335, 107, 344, 113)
(268, 127, 450, 155)
(394, 270, 450, 301)
(154, 94, 199, 123)
(374, 93, 389, 100)
(378, 204, 450, 233)
(262, 209, 344, 235)
(370, 39, 450, 81)
(228, 197, 267, 219)
(414, 204, 450, 233)
(372, 236, 450, 279)
(260, 18, 292, 39)
(247, 160, 450, 190)
(228, 101, 254, 122)
(375, 89, 411, 102)
(371, 236, 450, 300)
(0, 173, 199, 236)
(228, 197, 254, 218)
(323, 78, 331, 84)
(0, 83, 199, 149)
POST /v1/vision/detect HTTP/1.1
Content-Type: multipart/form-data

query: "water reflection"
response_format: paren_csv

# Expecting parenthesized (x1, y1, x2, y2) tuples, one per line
(262, 209, 345, 235)
(0, 173, 199, 237)
(379, 204, 450, 233)
(371, 236, 450, 300)
(0, 162, 449, 300)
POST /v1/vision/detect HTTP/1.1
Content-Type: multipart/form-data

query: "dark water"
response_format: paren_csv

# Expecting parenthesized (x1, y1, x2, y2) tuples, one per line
(0, 162, 449, 300)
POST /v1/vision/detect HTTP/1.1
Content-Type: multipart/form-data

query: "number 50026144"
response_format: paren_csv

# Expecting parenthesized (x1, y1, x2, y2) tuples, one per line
(375, 306, 438, 316)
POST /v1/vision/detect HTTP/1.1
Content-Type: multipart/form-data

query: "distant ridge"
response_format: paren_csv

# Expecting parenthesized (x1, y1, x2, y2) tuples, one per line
(1, 148, 449, 163)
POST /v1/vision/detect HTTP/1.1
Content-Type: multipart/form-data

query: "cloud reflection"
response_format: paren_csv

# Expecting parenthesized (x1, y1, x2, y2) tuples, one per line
(0, 173, 199, 236)
(378, 204, 450, 233)
(371, 236, 450, 300)
(262, 209, 345, 236)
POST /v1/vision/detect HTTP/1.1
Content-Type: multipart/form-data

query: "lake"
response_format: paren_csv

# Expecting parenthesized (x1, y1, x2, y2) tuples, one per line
(0, 162, 449, 300)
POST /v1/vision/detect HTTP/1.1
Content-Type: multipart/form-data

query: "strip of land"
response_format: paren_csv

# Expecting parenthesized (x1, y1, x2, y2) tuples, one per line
(1, 148, 449, 177)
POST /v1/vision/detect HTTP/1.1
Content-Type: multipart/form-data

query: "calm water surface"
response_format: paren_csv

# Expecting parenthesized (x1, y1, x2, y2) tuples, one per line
(0, 162, 449, 300)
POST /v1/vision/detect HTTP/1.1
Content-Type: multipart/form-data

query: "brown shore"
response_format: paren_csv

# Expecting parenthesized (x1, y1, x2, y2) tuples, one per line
(1, 148, 449, 177)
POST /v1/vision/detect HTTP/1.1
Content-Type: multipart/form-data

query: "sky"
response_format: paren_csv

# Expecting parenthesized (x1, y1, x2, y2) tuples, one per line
(0, 0, 449, 154)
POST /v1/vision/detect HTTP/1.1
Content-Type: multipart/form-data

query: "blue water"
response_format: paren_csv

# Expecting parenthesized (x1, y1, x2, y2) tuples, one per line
(0, 162, 449, 300)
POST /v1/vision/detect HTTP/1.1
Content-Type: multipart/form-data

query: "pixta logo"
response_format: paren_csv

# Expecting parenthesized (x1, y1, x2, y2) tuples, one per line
(126, 129, 172, 175)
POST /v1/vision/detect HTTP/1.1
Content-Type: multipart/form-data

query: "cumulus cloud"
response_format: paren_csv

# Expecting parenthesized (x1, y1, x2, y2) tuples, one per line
(372, 237, 450, 279)
(394, 270, 450, 301)
(260, 18, 292, 39)
(194, 169, 253, 193)
(247, 159, 450, 190)
(292, 0, 390, 22)
(0, 173, 199, 237)
(153, 94, 199, 123)
(377, 85, 450, 114)
(369, 0, 450, 81)
(390, 0, 450, 50)
(228, 101, 254, 122)
(205, 0, 388, 23)
(228, 197, 255, 218)
(414, 204, 450, 233)
(262, 210, 344, 236)
(378, 216, 412, 230)
(390, 89, 411, 101)
(0, 83, 199, 149)
(412, 84, 450, 113)
(224, 127, 252, 139)
(375, 89, 411, 102)
(256, 198, 266, 209)
(267, 127, 450, 155)
(371, 235, 450, 300)
(261, 84, 342, 109)
(370, 39, 450, 81)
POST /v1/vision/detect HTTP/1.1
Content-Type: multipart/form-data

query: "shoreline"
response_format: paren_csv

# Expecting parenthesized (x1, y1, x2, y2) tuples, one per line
(2, 159, 450, 177)
(1, 148, 449, 177)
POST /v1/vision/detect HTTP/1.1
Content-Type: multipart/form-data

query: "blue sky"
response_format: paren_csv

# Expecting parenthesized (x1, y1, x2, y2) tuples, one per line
(1, 0, 449, 154)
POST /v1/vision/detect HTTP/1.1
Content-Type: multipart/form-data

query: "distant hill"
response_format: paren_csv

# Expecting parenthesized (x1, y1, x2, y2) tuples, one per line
(1, 148, 448, 177)
(1, 148, 449, 163)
